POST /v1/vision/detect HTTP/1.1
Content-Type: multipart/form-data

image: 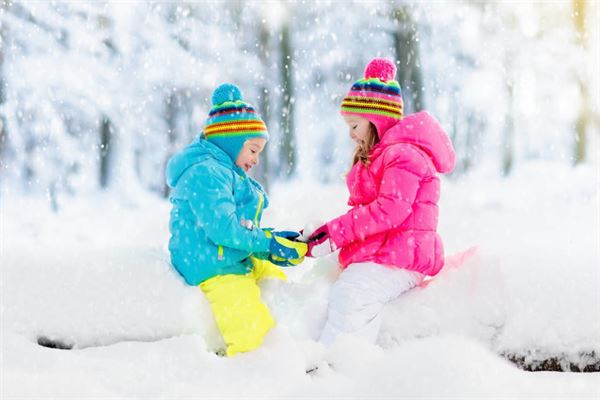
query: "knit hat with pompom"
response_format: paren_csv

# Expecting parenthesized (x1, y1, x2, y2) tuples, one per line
(340, 58, 403, 138)
(204, 83, 269, 161)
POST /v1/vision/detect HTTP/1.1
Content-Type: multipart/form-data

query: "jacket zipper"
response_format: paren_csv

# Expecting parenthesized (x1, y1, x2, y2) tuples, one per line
(254, 192, 264, 228)
(217, 187, 263, 262)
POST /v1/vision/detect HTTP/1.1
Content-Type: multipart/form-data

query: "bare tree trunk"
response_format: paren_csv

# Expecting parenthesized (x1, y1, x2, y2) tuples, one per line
(279, 22, 296, 179)
(99, 116, 113, 189)
(464, 112, 484, 174)
(502, 77, 515, 177)
(575, 83, 589, 164)
(0, 1, 8, 175)
(573, 0, 588, 165)
(163, 90, 179, 198)
(450, 97, 459, 173)
(392, 5, 425, 114)
(254, 20, 271, 192)
(500, 10, 518, 177)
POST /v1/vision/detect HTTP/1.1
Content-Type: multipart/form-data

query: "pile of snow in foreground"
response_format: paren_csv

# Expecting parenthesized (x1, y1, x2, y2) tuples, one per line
(2, 161, 599, 397)
(4, 331, 598, 398)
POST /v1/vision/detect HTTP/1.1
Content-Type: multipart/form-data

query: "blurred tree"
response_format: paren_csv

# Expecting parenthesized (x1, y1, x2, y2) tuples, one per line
(572, 0, 589, 165)
(279, 12, 297, 179)
(501, 11, 517, 177)
(161, 87, 198, 197)
(391, 4, 424, 114)
(502, 61, 515, 177)
(253, 17, 272, 191)
(0, 1, 7, 168)
(99, 115, 113, 189)
(0, 1, 126, 205)
(96, 8, 117, 190)
(162, 89, 182, 197)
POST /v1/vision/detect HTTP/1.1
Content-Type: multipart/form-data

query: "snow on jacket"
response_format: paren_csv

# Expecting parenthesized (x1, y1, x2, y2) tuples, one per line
(327, 111, 456, 276)
(166, 137, 271, 285)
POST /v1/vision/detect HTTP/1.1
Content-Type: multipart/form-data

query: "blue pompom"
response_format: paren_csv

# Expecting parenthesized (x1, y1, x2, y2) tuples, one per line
(212, 83, 243, 105)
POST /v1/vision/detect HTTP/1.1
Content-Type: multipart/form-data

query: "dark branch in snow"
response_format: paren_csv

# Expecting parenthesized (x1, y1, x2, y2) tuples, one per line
(503, 351, 600, 373)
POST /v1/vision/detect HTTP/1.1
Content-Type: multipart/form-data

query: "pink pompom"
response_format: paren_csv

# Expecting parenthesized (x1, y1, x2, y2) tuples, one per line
(364, 58, 396, 82)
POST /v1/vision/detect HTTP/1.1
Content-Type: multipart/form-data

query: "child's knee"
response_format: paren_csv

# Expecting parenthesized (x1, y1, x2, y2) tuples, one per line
(328, 280, 373, 315)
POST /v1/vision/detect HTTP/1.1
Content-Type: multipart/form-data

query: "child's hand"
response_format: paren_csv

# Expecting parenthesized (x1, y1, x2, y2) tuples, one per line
(300, 220, 326, 241)
(265, 230, 308, 260)
(306, 224, 337, 257)
(267, 230, 305, 266)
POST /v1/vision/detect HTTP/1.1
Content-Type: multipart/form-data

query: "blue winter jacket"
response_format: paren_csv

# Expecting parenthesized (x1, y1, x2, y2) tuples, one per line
(166, 137, 271, 285)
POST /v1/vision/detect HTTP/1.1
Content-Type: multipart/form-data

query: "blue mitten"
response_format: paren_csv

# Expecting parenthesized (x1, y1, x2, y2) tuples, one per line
(264, 230, 307, 262)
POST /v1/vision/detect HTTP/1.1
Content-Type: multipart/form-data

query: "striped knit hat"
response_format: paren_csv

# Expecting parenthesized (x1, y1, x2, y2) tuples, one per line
(204, 83, 269, 161)
(340, 58, 403, 138)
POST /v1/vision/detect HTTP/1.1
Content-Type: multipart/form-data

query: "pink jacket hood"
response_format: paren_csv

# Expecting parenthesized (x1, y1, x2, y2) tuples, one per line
(373, 111, 456, 174)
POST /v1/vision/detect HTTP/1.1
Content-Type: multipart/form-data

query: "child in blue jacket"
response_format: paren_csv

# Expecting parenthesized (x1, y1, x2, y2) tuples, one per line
(166, 83, 307, 356)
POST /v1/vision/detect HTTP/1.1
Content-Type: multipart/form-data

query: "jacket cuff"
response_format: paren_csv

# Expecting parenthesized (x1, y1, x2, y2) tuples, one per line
(327, 218, 349, 249)
(253, 229, 272, 253)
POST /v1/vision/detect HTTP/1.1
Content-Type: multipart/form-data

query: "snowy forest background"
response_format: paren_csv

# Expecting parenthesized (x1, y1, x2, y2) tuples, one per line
(1, 1, 600, 398)
(1, 0, 598, 203)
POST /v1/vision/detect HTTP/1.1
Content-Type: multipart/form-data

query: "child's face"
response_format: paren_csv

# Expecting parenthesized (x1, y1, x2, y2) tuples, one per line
(343, 115, 371, 144)
(235, 137, 266, 172)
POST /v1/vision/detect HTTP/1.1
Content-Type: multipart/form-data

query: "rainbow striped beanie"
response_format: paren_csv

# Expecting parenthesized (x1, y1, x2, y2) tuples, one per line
(340, 58, 404, 138)
(204, 83, 269, 161)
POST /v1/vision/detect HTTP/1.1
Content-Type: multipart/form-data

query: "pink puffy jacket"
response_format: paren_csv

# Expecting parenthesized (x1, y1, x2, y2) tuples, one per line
(327, 111, 456, 276)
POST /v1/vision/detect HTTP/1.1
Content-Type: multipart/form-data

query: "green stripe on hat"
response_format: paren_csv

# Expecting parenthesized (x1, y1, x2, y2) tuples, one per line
(341, 106, 402, 118)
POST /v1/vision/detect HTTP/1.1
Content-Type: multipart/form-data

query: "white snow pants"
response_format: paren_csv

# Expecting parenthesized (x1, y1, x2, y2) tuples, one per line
(319, 262, 424, 346)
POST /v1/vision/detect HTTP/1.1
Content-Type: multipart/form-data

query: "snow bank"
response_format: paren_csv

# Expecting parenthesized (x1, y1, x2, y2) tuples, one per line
(2, 160, 599, 397)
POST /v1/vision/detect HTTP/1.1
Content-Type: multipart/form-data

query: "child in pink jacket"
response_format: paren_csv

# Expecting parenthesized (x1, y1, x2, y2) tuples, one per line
(306, 58, 456, 345)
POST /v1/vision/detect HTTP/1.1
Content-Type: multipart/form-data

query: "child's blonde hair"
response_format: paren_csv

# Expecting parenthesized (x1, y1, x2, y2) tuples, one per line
(352, 122, 379, 166)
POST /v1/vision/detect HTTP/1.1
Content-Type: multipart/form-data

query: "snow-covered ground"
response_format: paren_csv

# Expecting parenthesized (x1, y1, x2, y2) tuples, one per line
(2, 160, 599, 398)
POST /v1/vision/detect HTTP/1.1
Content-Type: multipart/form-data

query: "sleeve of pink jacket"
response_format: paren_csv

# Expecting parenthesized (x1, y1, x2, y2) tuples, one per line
(327, 144, 429, 249)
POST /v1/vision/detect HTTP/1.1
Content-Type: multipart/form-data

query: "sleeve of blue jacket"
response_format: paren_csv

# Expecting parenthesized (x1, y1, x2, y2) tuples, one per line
(179, 163, 271, 254)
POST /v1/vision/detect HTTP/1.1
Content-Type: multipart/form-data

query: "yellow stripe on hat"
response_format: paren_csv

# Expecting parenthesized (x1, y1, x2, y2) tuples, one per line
(205, 122, 267, 134)
(342, 100, 401, 113)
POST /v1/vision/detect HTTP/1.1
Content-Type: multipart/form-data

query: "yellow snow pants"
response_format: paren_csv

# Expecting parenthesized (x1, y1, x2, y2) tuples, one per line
(199, 257, 286, 357)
